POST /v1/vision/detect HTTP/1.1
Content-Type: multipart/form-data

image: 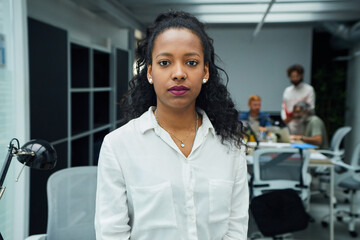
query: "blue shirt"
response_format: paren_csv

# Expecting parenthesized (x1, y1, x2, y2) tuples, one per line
(238, 111, 272, 127)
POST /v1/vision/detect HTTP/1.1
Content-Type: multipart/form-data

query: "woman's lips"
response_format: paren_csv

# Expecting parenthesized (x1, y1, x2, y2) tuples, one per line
(169, 90, 188, 95)
(168, 86, 189, 95)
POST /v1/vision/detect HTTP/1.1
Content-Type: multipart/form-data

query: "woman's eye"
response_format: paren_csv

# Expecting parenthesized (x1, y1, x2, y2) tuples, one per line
(187, 60, 198, 66)
(159, 60, 170, 66)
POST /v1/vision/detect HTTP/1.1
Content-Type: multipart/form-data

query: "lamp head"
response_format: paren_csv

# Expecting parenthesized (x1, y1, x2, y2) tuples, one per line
(16, 139, 57, 170)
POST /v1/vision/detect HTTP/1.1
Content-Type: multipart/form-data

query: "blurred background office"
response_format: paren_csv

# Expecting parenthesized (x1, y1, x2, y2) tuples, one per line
(1, 0, 360, 239)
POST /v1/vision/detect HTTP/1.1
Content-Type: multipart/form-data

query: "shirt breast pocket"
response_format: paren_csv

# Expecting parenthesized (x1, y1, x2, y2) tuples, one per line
(209, 179, 234, 223)
(130, 182, 178, 231)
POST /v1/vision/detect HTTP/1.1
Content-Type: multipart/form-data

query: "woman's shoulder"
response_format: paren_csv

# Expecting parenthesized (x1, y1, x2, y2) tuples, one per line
(217, 138, 246, 156)
(105, 110, 152, 142)
(105, 119, 137, 143)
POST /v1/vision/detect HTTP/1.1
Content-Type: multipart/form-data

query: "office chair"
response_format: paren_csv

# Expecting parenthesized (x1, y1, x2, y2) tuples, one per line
(318, 126, 352, 162)
(26, 166, 97, 240)
(249, 148, 311, 239)
(321, 142, 360, 238)
(313, 126, 352, 203)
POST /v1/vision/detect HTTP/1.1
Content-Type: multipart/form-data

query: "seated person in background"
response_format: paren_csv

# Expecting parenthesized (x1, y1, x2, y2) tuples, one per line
(290, 101, 329, 149)
(239, 95, 272, 133)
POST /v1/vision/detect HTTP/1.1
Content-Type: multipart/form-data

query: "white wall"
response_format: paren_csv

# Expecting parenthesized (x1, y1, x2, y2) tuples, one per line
(13, 0, 31, 238)
(27, 0, 129, 50)
(207, 26, 313, 113)
(0, 0, 29, 239)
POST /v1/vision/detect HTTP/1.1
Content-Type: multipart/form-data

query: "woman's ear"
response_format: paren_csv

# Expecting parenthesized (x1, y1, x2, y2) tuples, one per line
(203, 63, 210, 83)
(147, 64, 153, 84)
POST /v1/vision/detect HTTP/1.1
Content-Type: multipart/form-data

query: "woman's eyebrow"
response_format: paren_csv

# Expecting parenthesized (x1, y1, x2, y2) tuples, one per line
(155, 52, 201, 59)
(155, 52, 172, 59)
(185, 52, 200, 57)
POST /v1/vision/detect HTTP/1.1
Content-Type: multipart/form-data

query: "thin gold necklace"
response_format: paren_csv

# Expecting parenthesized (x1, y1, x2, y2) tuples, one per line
(155, 110, 198, 148)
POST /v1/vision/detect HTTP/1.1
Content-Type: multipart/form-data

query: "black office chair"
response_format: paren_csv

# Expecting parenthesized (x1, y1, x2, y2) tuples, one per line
(249, 148, 311, 239)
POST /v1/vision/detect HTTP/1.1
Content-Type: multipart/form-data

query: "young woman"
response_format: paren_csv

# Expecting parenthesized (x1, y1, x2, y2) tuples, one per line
(95, 10, 249, 240)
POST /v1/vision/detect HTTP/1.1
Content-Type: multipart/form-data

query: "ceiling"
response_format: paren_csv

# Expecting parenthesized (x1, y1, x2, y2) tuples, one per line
(70, 0, 360, 31)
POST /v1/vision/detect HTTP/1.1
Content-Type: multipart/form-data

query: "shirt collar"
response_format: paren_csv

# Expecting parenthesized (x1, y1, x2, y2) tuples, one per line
(293, 81, 304, 89)
(139, 106, 157, 134)
(197, 108, 216, 136)
(304, 114, 312, 124)
(138, 106, 215, 136)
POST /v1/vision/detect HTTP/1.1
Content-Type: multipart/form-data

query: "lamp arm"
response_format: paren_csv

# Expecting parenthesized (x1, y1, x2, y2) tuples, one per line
(0, 143, 17, 200)
(0, 138, 22, 200)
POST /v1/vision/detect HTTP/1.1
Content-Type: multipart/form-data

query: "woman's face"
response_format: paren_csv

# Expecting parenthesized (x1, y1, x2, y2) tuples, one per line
(147, 28, 209, 112)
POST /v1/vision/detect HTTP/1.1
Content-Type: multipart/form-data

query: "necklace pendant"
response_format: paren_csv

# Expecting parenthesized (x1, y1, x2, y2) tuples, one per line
(180, 142, 185, 148)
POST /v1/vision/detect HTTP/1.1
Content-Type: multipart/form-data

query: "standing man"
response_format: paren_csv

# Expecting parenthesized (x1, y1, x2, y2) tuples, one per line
(281, 64, 315, 135)
(239, 95, 272, 133)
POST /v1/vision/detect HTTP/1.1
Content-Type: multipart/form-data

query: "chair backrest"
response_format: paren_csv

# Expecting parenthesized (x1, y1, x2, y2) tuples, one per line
(335, 142, 360, 186)
(330, 126, 351, 152)
(46, 166, 97, 240)
(350, 142, 360, 166)
(251, 148, 310, 199)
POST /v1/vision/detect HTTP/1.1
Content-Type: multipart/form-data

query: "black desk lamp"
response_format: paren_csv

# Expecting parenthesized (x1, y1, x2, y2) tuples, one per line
(0, 138, 57, 240)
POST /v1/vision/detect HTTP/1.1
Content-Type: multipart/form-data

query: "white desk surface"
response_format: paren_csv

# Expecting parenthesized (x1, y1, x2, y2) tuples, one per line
(246, 152, 328, 164)
(247, 142, 292, 148)
(246, 142, 330, 165)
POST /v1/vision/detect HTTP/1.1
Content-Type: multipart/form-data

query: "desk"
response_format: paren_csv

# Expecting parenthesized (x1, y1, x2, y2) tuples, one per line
(246, 143, 334, 240)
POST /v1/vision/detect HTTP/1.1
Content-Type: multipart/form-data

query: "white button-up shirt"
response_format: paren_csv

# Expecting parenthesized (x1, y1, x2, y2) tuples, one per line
(95, 107, 249, 240)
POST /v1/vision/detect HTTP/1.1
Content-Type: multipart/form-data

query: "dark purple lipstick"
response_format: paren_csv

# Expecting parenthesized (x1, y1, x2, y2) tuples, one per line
(168, 85, 189, 96)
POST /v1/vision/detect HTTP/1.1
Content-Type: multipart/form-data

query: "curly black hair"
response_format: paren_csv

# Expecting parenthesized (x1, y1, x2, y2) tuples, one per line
(121, 10, 245, 148)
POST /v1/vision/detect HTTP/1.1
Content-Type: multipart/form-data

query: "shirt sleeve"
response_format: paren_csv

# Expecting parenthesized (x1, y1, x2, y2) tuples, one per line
(238, 112, 248, 121)
(263, 113, 273, 127)
(308, 118, 323, 137)
(281, 90, 287, 120)
(223, 147, 249, 240)
(265, 120, 272, 127)
(307, 87, 315, 109)
(95, 136, 131, 240)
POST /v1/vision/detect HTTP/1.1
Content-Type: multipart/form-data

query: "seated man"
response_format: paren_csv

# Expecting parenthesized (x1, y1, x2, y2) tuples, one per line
(239, 95, 272, 133)
(290, 102, 329, 149)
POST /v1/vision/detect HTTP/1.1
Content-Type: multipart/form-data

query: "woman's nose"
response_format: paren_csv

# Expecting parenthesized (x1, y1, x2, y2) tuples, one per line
(171, 63, 187, 81)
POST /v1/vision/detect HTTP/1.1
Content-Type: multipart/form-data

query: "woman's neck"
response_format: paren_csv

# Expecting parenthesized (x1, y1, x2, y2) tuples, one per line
(155, 106, 199, 131)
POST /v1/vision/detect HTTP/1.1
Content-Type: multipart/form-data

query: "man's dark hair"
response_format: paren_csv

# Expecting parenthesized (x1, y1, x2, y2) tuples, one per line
(287, 64, 304, 76)
(120, 10, 245, 148)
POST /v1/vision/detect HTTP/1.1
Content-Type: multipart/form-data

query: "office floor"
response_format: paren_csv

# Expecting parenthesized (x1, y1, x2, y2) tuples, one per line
(248, 191, 360, 240)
